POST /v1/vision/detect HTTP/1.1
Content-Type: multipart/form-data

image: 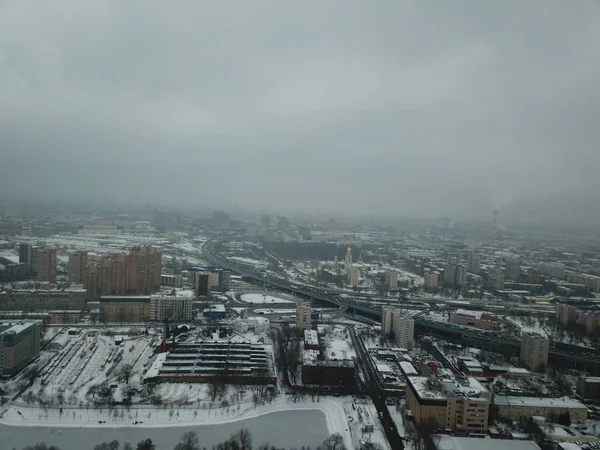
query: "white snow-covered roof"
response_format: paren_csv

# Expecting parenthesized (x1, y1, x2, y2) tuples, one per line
(399, 361, 418, 376)
(144, 353, 167, 379)
(494, 396, 586, 409)
(454, 309, 483, 319)
(434, 435, 540, 450)
(304, 329, 318, 347)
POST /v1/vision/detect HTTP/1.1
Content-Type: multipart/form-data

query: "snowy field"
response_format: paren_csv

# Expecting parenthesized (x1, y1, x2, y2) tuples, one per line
(17, 330, 159, 408)
(239, 293, 293, 304)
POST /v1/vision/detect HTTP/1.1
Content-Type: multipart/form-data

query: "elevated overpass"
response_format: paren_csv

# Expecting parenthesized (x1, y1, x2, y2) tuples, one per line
(202, 240, 600, 374)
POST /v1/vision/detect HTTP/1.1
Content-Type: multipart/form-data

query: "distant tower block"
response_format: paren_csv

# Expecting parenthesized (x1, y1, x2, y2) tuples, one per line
(344, 246, 353, 272)
(493, 209, 498, 229)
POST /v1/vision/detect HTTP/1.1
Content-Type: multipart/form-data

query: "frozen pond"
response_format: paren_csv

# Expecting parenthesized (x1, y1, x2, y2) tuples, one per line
(0, 410, 328, 450)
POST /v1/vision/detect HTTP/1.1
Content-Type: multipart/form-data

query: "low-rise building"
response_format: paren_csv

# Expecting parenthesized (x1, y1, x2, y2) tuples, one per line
(0, 288, 87, 311)
(433, 435, 539, 450)
(494, 396, 587, 423)
(578, 377, 600, 400)
(144, 342, 276, 384)
(405, 375, 489, 432)
(202, 304, 226, 319)
(160, 274, 183, 287)
(304, 329, 320, 350)
(301, 331, 355, 386)
(47, 310, 83, 324)
(99, 296, 150, 323)
(449, 309, 500, 330)
(0, 320, 42, 376)
(232, 317, 269, 334)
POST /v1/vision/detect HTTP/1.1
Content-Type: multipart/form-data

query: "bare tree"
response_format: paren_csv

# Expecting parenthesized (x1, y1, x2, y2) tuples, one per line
(209, 374, 225, 402)
(120, 364, 133, 384)
(175, 431, 200, 450)
(26, 364, 41, 383)
(322, 433, 346, 450)
(136, 439, 155, 450)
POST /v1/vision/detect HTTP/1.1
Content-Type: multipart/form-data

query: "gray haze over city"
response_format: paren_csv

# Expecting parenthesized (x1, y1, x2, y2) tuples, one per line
(1, 1, 600, 223)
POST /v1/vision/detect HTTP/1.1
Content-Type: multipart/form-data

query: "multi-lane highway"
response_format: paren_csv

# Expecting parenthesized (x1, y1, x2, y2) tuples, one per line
(203, 239, 600, 374)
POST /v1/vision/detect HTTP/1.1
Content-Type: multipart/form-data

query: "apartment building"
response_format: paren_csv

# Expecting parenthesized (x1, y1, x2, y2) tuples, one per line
(520, 332, 549, 371)
(36, 248, 57, 283)
(0, 288, 87, 311)
(406, 375, 489, 432)
(68, 251, 88, 285)
(194, 272, 211, 297)
(381, 306, 395, 337)
(395, 317, 415, 349)
(0, 320, 42, 376)
(385, 270, 398, 289)
(424, 271, 439, 290)
(348, 268, 359, 287)
(84, 246, 162, 300)
(556, 303, 578, 326)
(380, 307, 414, 349)
(149, 295, 193, 322)
(296, 305, 312, 331)
(99, 296, 150, 323)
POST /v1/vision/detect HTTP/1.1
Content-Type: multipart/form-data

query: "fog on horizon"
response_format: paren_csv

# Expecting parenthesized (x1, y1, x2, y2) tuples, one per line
(1, 1, 599, 222)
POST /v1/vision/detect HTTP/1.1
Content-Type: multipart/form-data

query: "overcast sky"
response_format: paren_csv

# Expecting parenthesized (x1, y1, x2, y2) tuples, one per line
(1, 1, 599, 219)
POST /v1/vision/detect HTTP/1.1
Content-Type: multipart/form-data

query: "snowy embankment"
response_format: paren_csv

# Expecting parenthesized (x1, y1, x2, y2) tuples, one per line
(0, 396, 353, 449)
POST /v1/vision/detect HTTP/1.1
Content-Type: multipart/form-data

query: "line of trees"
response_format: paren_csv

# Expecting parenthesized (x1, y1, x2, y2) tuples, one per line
(16, 430, 347, 450)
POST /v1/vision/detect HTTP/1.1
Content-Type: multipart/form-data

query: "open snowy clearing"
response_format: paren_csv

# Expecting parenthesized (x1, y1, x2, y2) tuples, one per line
(239, 293, 293, 304)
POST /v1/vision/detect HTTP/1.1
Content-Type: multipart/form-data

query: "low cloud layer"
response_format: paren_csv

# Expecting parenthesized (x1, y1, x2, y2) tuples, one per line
(1, 1, 599, 219)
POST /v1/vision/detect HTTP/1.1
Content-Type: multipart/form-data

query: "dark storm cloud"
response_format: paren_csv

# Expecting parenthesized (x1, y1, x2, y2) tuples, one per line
(1, 0, 599, 218)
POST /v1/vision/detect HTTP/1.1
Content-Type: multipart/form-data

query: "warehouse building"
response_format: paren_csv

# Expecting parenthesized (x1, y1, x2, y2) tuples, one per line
(144, 342, 276, 384)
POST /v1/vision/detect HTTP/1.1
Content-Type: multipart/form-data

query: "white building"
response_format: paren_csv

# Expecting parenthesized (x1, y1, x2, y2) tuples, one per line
(385, 270, 398, 289)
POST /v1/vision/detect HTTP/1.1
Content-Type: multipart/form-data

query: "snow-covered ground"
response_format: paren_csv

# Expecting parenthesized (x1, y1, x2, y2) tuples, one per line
(239, 293, 293, 304)
(506, 316, 549, 337)
(0, 395, 361, 449)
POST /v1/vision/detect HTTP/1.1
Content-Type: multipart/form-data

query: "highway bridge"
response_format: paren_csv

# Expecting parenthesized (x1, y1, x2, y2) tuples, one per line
(202, 240, 600, 374)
